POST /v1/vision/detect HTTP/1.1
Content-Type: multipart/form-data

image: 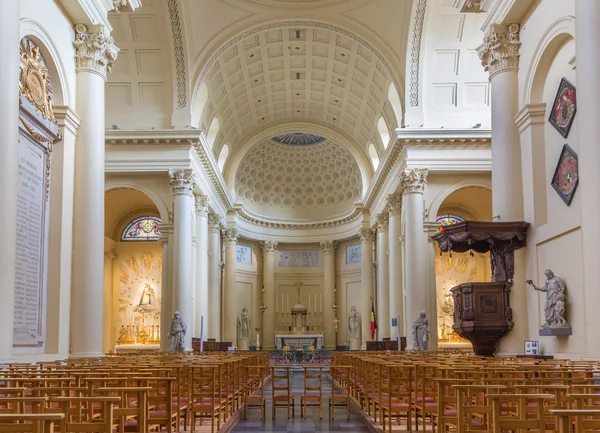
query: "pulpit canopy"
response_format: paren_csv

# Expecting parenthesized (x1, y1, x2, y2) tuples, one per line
(432, 221, 530, 254)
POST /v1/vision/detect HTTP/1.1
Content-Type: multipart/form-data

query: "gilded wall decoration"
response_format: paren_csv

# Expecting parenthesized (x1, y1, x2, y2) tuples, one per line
(117, 252, 162, 345)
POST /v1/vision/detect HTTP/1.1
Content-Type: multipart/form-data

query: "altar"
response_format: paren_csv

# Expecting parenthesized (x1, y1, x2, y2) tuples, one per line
(275, 334, 323, 350)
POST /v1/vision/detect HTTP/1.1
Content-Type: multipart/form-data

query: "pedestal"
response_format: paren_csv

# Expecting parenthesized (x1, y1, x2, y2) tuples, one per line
(350, 338, 361, 351)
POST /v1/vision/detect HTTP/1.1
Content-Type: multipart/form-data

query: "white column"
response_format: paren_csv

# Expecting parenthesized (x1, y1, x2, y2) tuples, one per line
(576, 0, 600, 359)
(207, 214, 222, 340)
(425, 223, 439, 351)
(320, 241, 338, 350)
(170, 170, 195, 351)
(0, 0, 20, 362)
(478, 24, 527, 354)
(194, 195, 209, 340)
(260, 241, 277, 350)
(401, 169, 429, 346)
(223, 227, 238, 344)
(70, 25, 118, 357)
(375, 214, 390, 339)
(158, 227, 172, 352)
(103, 250, 116, 353)
(387, 193, 404, 343)
(359, 228, 374, 349)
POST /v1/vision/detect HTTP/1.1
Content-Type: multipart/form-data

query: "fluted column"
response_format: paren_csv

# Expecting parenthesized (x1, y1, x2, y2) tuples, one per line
(158, 228, 172, 352)
(70, 24, 118, 357)
(207, 214, 222, 340)
(478, 24, 527, 354)
(0, 0, 20, 362)
(359, 228, 374, 349)
(376, 213, 390, 339)
(387, 193, 404, 342)
(194, 195, 209, 340)
(223, 227, 238, 344)
(576, 0, 600, 359)
(260, 241, 278, 350)
(170, 170, 195, 351)
(320, 241, 338, 349)
(401, 169, 429, 345)
(103, 250, 116, 353)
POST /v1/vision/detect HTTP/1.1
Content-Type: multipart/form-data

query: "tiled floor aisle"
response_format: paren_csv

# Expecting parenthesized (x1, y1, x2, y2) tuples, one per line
(231, 369, 372, 432)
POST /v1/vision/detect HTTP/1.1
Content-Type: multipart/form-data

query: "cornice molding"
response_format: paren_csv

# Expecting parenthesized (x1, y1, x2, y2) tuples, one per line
(515, 103, 547, 134)
(236, 206, 362, 230)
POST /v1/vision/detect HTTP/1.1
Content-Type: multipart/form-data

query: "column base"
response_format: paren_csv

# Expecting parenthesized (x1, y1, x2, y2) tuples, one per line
(69, 351, 105, 358)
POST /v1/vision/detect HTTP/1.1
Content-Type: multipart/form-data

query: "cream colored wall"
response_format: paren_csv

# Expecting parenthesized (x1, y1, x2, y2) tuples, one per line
(517, 0, 583, 358)
(425, 173, 492, 220)
(335, 239, 362, 346)
(234, 240, 262, 344)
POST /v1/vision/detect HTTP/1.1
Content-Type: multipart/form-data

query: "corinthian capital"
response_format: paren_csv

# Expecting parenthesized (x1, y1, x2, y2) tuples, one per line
(224, 227, 239, 243)
(386, 193, 402, 215)
(208, 213, 222, 230)
(260, 241, 278, 254)
(359, 228, 374, 243)
(73, 24, 119, 78)
(169, 169, 195, 196)
(477, 23, 521, 78)
(400, 168, 428, 194)
(195, 195, 209, 216)
(320, 240, 338, 253)
(376, 212, 389, 231)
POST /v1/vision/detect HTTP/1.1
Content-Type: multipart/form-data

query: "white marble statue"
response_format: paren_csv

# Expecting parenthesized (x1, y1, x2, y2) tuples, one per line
(527, 269, 570, 329)
(237, 307, 251, 340)
(168, 311, 187, 352)
(412, 310, 430, 351)
(348, 306, 360, 340)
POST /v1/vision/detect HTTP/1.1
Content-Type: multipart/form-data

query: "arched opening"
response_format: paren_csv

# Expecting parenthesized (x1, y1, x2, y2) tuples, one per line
(387, 82, 403, 128)
(206, 117, 220, 148)
(368, 142, 380, 170)
(434, 186, 492, 349)
(105, 188, 163, 354)
(192, 81, 209, 129)
(377, 117, 390, 149)
(217, 143, 229, 171)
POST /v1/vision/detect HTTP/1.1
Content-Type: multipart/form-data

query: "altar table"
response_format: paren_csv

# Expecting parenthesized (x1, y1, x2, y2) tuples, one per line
(275, 334, 323, 350)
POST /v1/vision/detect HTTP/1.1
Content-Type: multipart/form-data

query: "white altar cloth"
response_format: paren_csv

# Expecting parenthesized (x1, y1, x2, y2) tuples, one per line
(275, 334, 323, 350)
(114, 344, 160, 354)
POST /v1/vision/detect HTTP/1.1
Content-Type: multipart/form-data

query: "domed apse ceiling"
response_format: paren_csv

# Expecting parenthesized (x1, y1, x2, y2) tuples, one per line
(234, 133, 362, 220)
(196, 22, 400, 151)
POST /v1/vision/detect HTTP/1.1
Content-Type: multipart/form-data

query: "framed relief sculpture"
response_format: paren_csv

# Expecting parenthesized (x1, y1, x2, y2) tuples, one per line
(549, 78, 576, 138)
(525, 340, 539, 355)
(551, 144, 579, 206)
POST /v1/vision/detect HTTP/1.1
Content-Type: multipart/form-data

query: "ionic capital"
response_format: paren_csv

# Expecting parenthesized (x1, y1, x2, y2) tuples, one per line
(73, 24, 119, 78)
(477, 23, 521, 79)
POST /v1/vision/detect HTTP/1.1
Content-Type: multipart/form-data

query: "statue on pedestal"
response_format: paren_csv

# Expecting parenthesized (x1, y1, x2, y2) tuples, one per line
(527, 269, 571, 332)
(412, 310, 430, 351)
(348, 306, 360, 349)
(168, 311, 187, 352)
(237, 307, 251, 340)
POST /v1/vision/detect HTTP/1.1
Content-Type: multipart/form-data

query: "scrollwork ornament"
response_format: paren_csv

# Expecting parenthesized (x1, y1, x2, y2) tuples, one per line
(169, 169, 195, 196)
(400, 168, 428, 194)
(477, 24, 521, 78)
(320, 240, 338, 253)
(73, 24, 119, 78)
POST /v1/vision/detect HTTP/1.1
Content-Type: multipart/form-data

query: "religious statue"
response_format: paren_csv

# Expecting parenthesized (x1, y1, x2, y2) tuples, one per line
(168, 311, 187, 352)
(527, 269, 570, 330)
(348, 306, 360, 340)
(412, 310, 430, 351)
(237, 307, 251, 340)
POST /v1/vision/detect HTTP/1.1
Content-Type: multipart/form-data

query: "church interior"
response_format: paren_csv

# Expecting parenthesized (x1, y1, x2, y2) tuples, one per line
(1, 0, 599, 431)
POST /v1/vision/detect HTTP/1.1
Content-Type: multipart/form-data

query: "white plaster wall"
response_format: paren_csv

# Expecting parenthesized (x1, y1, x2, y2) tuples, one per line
(235, 240, 262, 345)
(335, 239, 362, 346)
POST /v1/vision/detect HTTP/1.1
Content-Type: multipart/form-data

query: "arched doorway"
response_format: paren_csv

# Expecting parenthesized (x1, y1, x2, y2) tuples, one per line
(104, 188, 163, 353)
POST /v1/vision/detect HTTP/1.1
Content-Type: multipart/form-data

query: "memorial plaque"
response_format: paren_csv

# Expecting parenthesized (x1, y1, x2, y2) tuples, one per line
(13, 136, 48, 351)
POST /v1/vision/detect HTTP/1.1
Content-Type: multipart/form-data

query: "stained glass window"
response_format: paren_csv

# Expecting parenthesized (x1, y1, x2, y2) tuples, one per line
(435, 214, 464, 233)
(121, 217, 162, 241)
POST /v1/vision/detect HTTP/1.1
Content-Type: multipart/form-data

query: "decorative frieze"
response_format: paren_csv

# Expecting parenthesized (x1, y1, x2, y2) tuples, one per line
(194, 195, 209, 216)
(320, 240, 338, 253)
(73, 24, 119, 78)
(169, 169, 195, 196)
(260, 240, 278, 254)
(477, 23, 521, 78)
(400, 168, 428, 194)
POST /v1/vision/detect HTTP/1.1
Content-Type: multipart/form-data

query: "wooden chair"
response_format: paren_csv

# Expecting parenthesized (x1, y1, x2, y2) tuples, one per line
(300, 366, 323, 419)
(243, 366, 266, 420)
(329, 365, 350, 420)
(380, 364, 413, 433)
(453, 384, 506, 433)
(550, 409, 600, 433)
(488, 393, 554, 433)
(0, 413, 64, 433)
(190, 366, 223, 433)
(48, 396, 119, 433)
(271, 367, 294, 419)
(432, 378, 476, 433)
(97, 386, 151, 433)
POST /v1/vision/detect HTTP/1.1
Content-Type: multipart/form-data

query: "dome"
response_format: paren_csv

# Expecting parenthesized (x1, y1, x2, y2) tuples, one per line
(291, 303, 308, 314)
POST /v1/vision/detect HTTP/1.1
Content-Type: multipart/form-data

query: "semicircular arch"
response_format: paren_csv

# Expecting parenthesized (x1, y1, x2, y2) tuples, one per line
(427, 181, 492, 224)
(104, 180, 170, 223)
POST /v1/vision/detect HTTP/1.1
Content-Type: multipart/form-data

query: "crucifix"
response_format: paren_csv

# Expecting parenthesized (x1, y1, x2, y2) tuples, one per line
(294, 279, 304, 304)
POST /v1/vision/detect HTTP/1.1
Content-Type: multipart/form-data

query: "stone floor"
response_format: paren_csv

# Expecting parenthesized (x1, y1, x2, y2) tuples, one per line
(230, 369, 372, 432)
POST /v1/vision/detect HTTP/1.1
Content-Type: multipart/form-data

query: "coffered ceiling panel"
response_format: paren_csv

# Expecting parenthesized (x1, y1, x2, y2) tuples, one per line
(195, 22, 402, 153)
